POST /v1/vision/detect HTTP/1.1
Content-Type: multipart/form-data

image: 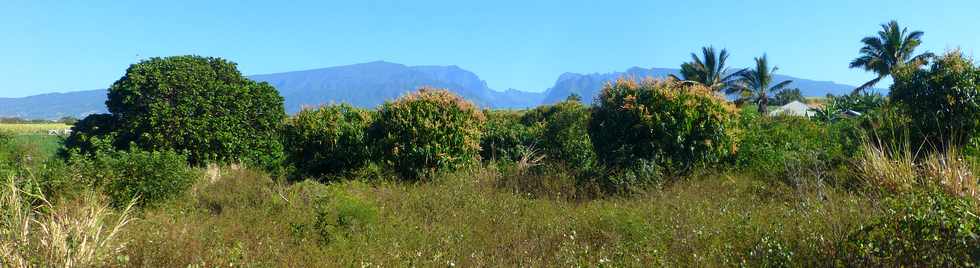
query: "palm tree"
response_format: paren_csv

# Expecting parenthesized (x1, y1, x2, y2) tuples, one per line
(670, 46, 743, 92)
(729, 55, 793, 115)
(849, 20, 934, 94)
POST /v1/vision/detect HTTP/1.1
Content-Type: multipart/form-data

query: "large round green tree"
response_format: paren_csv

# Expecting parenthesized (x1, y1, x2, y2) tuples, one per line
(68, 55, 286, 168)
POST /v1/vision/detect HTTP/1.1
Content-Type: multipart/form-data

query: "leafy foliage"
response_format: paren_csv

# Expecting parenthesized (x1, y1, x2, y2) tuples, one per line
(845, 192, 980, 266)
(590, 78, 740, 175)
(71, 149, 197, 208)
(480, 110, 538, 163)
(891, 51, 980, 148)
(60, 113, 119, 157)
(373, 88, 485, 179)
(735, 112, 844, 180)
(523, 100, 597, 173)
(66, 55, 287, 169)
(284, 104, 374, 181)
(849, 20, 934, 93)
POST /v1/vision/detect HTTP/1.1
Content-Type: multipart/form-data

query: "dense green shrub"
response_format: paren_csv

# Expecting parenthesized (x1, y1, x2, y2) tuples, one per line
(891, 50, 980, 148)
(71, 149, 198, 208)
(735, 112, 844, 179)
(373, 88, 485, 179)
(590, 78, 740, 174)
(60, 113, 119, 157)
(284, 104, 373, 181)
(480, 110, 538, 163)
(523, 100, 597, 173)
(845, 192, 980, 266)
(65, 55, 287, 169)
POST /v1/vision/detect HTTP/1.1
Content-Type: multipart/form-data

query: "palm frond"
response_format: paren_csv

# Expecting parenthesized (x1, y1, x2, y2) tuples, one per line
(852, 76, 884, 94)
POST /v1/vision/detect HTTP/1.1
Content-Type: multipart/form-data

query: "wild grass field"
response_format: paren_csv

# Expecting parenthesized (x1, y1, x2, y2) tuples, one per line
(0, 123, 68, 159)
(0, 123, 70, 135)
(0, 138, 882, 267)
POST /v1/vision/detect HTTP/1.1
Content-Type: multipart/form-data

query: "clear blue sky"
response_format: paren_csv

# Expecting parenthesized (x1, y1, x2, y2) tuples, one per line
(2, 0, 978, 97)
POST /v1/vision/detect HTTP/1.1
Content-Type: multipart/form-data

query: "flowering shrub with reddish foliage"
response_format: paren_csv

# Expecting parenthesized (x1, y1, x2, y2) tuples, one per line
(589, 78, 740, 174)
(373, 88, 486, 180)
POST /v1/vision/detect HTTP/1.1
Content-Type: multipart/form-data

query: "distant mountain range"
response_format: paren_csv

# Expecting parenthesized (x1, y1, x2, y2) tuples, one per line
(1, 61, 873, 119)
(541, 67, 866, 105)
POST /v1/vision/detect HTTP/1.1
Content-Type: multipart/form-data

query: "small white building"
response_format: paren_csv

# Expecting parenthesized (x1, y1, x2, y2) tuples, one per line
(769, 101, 815, 117)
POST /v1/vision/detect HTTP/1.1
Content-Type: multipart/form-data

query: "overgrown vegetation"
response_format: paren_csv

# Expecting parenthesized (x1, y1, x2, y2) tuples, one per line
(5, 19, 980, 266)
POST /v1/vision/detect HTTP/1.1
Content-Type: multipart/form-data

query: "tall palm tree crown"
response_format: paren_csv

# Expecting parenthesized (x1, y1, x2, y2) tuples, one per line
(672, 46, 743, 92)
(849, 20, 934, 93)
(729, 55, 793, 115)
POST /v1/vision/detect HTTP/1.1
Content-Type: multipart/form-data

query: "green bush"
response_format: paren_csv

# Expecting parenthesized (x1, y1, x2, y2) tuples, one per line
(71, 149, 198, 208)
(284, 104, 374, 181)
(891, 50, 980, 148)
(590, 78, 740, 174)
(845, 192, 980, 266)
(735, 112, 844, 178)
(60, 113, 119, 157)
(480, 110, 538, 163)
(305, 182, 378, 245)
(373, 88, 485, 179)
(66, 55, 287, 169)
(523, 100, 597, 173)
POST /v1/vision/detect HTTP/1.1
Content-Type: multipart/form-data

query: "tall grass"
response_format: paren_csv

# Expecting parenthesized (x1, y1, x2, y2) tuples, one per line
(922, 146, 978, 200)
(0, 176, 134, 267)
(112, 165, 878, 267)
(855, 133, 979, 201)
(855, 136, 919, 194)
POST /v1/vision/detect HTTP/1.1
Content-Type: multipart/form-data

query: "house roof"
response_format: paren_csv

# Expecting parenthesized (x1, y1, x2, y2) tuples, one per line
(769, 101, 814, 117)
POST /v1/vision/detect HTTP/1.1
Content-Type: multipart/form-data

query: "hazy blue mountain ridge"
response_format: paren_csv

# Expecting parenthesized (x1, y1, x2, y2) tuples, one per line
(1, 62, 873, 119)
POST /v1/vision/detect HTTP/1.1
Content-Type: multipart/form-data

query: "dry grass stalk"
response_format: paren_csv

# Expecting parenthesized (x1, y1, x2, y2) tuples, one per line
(855, 140, 918, 194)
(922, 146, 978, 201)
(0, 176, 134, 268)
(515, 145, 545, 175)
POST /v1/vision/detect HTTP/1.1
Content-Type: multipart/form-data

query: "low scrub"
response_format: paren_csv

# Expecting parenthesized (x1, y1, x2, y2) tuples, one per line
(845, 192, 980, 266)
(70, 149, 198, 208)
